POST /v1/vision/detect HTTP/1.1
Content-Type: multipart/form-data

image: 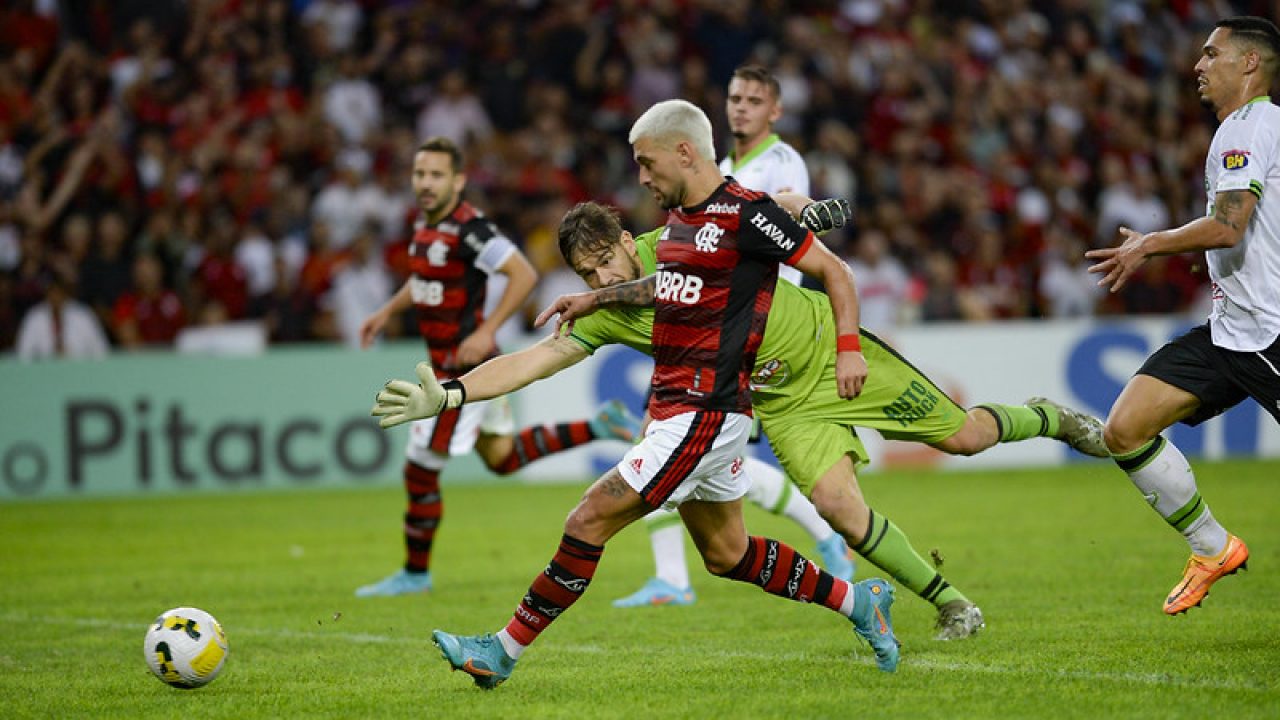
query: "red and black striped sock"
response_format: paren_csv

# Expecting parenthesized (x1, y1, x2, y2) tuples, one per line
(503, 534, 604, 647)
(491, 421, 595, 474)
(719, 536, 850, 614)
(402, 461, 441, 573)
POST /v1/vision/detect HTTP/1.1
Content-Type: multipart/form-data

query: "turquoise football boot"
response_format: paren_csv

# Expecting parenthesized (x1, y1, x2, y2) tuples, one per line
(432, 631, 516, 689)
(849, 579, 901, 672)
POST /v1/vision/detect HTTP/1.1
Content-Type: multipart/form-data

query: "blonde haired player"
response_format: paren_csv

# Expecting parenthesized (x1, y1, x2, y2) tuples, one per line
(614, 65, 850, 609)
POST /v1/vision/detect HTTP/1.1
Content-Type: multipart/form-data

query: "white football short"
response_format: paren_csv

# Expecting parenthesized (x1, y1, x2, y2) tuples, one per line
(405, 396, 515, 469)
(617, 410, 751, 509)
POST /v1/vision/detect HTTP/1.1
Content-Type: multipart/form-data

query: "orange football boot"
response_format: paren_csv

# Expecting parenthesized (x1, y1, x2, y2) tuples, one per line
(1164, 534, 1249, 615)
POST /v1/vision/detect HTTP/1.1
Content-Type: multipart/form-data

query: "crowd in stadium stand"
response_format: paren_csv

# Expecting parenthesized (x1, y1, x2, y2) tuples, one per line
(2, 0, 1270, 355)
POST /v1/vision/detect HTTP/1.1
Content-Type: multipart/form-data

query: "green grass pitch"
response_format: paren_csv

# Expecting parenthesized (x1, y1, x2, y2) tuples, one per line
(2, 459, 1277, 718)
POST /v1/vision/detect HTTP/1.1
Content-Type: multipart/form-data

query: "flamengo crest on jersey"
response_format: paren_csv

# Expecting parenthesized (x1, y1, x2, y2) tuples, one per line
(694, 223, 725, 253)
(1202, 98, 1280, 351)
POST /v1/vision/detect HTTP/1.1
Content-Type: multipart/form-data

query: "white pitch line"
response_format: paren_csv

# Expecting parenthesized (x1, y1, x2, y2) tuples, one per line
(1, 614, 1270, 692)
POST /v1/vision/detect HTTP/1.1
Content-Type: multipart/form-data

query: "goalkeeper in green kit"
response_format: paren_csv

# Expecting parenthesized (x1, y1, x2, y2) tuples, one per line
(373, 196, 1109, 640)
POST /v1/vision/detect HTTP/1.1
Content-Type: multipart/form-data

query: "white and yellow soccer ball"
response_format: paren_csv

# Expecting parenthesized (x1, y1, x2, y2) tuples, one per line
(143, 607, 229, 688)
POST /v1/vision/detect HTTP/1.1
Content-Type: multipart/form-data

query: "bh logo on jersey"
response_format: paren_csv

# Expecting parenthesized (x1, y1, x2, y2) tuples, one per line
(1222, 149, 1250, 170)
(694, 222, 725, 253)
(656, 270, 703, 305)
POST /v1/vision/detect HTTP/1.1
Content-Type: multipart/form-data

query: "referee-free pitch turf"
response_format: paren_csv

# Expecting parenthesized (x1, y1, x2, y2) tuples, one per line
(2, 460, 1277, 719)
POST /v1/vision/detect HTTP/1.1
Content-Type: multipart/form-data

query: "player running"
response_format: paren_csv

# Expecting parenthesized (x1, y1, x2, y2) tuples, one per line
(352, 137, 639, 598)
(613, 65, 853, 610)
(1086, 16, 1280, 615)
(393, 100, 903, 686)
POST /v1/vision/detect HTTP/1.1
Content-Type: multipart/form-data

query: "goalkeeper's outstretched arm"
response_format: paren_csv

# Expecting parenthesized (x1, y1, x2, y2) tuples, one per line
(371, 333, 591, 428)
(458, 332, 591, 402)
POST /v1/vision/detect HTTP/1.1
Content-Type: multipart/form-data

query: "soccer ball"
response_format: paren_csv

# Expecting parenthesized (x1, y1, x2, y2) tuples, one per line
(143, 607, 229, 688)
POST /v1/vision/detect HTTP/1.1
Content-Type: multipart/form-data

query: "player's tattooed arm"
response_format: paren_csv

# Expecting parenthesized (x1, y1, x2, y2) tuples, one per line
(594, 273, 656, 307)
(1211, 189, 1253, 235)
(534, 274, 656, 335)
(1087, 187, 1257, 292)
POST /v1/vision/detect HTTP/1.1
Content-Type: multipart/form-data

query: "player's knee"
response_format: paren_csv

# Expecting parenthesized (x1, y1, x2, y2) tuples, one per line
(482, 455, 516, 475)
(563, 498, 616, 545)
(704, 548, 742, 577)
(1102, 419, 1146, 456)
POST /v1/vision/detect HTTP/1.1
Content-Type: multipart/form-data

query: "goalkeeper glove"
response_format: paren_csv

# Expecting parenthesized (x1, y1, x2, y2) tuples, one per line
(800, 198, 853, 235)
(370, 361, 467, 428)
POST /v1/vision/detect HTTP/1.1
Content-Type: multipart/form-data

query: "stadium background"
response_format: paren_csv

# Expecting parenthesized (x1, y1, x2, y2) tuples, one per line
(2, 0, 1279, 500)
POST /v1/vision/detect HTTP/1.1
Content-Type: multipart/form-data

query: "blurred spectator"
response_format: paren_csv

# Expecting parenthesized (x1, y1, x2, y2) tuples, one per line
(235, 223, 276, 317)
(78, 211, 133, 329)
(1038, 228, 1103, 318)
(416, 68, 493, 150)
(301, 0, 363, 54)
(311, 148, 380, 250)
(191, 210, 249, 321)
(1095, 159, 1171, 246)
(16, 272, 109, 361)
(323, 53, 381, 145)
(112, 253, 186, 348)
(331, 224, 391, 348)
(846, 228, 912, 332)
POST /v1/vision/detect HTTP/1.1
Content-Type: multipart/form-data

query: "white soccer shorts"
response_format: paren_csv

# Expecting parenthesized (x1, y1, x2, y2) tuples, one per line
(405, 396, 515, 469)
(617, 410, 751, 509)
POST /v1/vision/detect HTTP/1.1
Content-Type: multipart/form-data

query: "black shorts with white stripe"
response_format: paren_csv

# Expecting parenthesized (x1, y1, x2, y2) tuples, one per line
(1137, 323, 1280, 426)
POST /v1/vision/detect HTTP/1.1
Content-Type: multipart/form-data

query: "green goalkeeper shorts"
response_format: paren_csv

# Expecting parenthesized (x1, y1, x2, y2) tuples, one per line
(755, 329, 967, 496)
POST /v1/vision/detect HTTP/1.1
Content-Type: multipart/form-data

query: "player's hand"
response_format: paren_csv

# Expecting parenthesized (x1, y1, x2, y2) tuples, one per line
(371, 362, 445, 428)
(455, 328, 496, 368)
(835, 350, 868, 399)
(534, 291, 598, 335)
(801, 198, 853, 235)
(1085, 226, 1150, 293)
(359, 312, 387, 349)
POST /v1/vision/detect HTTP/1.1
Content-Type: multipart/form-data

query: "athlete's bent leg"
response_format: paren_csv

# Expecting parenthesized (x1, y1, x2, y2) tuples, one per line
(1105, 375, 1246, 614)
(679, 498, 900, 671)
(433, 468, 652, 688)
(809, 455, 982, 639)
(742, 457, 853, 578)
(935, 399, 1106, 457)
(475, 420, 596, 475)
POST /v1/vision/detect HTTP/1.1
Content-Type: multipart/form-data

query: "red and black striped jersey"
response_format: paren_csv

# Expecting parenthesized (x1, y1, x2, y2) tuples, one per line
(407, 200, 514, 378)
(649, 179, 814, 419)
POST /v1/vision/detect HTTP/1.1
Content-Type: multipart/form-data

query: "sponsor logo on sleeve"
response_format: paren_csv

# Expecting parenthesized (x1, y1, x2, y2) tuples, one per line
(1222, 149, 1250, 170)
(462, 231, 489, 254)
(749, 211, 796, 251)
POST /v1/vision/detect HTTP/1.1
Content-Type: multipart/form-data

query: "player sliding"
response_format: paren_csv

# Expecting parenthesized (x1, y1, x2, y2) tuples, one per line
(383, 100, 903, 685)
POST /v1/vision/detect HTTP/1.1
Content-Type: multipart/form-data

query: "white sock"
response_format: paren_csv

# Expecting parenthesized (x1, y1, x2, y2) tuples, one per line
(1117, 436, 1228, 556)
(743, 457, 835, 543)
(495, 629, 525, 659)
(646, 509, 691, 589)
(839, 579, 855, 616)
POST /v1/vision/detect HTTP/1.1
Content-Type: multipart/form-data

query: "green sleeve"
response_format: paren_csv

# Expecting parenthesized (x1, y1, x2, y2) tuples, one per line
(568, 306, 655, 356)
